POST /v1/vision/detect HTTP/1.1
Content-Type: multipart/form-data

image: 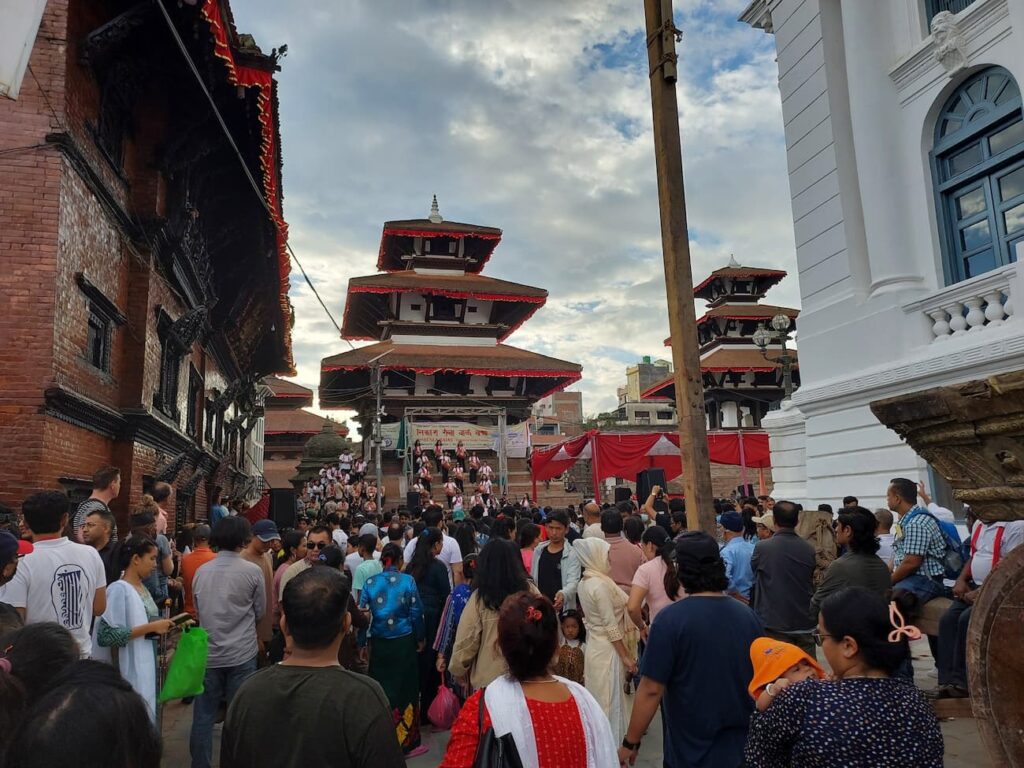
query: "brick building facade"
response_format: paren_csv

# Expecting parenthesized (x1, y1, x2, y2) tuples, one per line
(0, 0, 293, 533)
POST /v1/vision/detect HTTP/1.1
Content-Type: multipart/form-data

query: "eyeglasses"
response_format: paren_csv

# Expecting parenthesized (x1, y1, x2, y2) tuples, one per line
(811, 630, 833, 647)
(309, 541, 330, 550)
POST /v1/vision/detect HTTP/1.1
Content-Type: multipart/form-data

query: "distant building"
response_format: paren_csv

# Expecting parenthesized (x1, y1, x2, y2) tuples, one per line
(262, 378, 349, 490)
(319, 199, 582, 504)
(532, 391, 584, 439)
(612, 357, 678, 427)
(643, 257, 800, 430)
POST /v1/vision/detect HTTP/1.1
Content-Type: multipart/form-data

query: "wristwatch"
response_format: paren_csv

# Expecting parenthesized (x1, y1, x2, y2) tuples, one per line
(621, 736, 641, 751)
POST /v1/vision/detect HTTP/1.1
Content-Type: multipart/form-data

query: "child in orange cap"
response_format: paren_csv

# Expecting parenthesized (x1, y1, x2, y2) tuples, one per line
(748, 637, 825, 711)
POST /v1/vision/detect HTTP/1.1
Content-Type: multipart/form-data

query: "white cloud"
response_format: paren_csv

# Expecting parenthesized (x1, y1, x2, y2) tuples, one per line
(231, 0, 797, 424)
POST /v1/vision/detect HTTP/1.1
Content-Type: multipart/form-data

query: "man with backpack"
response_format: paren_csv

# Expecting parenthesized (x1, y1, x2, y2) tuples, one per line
(886, 478, 956, 605)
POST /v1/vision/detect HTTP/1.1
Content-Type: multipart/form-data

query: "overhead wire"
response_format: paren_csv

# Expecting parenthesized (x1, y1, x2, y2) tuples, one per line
(153, 0, 352, 348)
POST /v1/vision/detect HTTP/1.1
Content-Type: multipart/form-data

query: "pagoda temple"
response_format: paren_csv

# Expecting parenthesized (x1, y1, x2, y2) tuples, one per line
(643, 257, 800, 430)
(319, 199, 582, 502)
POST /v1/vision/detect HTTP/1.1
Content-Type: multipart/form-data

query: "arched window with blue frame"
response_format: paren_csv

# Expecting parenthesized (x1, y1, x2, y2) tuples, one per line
(933, 67, 1024, 284)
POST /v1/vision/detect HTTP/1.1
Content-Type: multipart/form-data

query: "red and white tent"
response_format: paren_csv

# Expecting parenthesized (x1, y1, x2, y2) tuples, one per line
(530, 430, 771, 498)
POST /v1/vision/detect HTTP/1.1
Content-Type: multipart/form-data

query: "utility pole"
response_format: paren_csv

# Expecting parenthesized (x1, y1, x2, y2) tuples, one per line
(643, 0, 716, 535)
(372, 363, 384, 511)
(367, 349, 393, 512)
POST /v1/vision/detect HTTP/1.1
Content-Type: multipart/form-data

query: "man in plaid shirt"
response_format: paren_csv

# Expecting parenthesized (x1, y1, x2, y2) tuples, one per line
(887, 477, 948, 604)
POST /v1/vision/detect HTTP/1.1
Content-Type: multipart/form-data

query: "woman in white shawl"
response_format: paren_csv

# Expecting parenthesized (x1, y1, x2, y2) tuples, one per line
(573, 536, 640, 744)
(440, 592, 617, 768)
(94, 536, 175, 721)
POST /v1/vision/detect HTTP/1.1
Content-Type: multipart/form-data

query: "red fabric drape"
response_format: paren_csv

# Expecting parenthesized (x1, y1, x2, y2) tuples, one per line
(530, 431, 771, 483)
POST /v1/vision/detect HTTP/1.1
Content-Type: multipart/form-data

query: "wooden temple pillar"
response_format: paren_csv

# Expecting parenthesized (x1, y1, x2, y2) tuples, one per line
(870, 371, 1024, 767)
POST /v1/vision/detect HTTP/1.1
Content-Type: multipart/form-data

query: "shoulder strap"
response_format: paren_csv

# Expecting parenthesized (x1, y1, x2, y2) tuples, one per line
(971, 523, 983, 556)
(993, 526, 1006, 569)
(477, 686, 487, 732)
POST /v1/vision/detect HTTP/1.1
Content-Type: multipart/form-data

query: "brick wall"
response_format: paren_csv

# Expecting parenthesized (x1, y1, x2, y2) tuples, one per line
(0, 2, 69, 509)
(0, 1, 242, 525)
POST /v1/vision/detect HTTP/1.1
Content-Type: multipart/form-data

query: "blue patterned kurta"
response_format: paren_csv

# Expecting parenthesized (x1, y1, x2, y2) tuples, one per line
(359, 568, 424, 641)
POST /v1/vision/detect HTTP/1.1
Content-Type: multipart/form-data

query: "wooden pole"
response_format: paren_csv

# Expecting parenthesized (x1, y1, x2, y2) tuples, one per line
(642, 0, 716, 535)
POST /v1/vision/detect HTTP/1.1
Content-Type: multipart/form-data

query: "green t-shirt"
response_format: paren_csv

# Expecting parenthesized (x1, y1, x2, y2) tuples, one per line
(221, 664, 403, 768)
(353, 559, 383, 593)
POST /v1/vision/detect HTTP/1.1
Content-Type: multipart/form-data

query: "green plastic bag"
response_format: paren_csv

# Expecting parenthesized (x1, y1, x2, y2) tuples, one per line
(159, 626, 209, 702)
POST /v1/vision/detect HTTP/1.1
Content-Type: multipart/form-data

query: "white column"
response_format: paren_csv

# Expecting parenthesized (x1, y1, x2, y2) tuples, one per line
(840, 0, 925, 298)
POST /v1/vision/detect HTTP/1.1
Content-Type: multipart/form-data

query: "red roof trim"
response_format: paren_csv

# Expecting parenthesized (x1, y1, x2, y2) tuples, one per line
(382, 227, 502, 241)
(342, 285, 545, 342)
(376, 227, 502, 272)
(200, 0, 294, 374)
(321, 364, 581, 379)
(692, 268, 786, 295)
(348, 284, 545, 304)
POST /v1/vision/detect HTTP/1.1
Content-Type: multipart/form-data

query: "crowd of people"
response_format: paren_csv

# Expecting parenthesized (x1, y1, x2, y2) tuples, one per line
(0, 461, 1021, 767)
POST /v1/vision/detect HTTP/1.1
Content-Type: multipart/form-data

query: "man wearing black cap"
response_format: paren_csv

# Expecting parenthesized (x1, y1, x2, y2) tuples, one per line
(719, 511, 755, 603)
(242, 519, 280, 665)
(618, 531, 764, 768)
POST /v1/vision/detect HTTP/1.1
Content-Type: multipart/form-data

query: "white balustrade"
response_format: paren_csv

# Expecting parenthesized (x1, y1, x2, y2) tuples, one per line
(903, 263, 1017, 343)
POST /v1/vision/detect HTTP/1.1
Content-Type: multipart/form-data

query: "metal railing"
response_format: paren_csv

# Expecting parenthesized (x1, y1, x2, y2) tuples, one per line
(926, 0, 977, 26)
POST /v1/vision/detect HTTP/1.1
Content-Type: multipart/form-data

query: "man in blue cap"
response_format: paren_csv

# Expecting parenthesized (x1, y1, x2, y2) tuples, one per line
(719, 511, 755, 603)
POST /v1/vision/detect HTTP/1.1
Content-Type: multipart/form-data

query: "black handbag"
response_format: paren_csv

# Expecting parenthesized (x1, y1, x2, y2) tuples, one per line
(472, 687, 525, 768)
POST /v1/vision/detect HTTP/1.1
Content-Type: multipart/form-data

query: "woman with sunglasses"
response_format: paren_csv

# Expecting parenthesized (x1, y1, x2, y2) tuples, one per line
(743, 586, 943, 767)
(359, 543, 427, 757)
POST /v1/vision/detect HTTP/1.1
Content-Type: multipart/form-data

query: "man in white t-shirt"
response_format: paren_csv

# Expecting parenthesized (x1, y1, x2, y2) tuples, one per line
(402, 506, 463, 585)
(874, 508, 896, 568)
(932, 516, 1024, 699)
(0, 491, 106, 657)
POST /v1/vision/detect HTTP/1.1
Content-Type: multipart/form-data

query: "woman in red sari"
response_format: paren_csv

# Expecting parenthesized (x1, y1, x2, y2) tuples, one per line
(440, 592, 617, 768)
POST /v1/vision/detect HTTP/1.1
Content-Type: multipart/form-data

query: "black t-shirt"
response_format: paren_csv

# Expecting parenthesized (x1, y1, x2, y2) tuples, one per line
(537, 545, 562, 602)
(221, 664, 404, 768)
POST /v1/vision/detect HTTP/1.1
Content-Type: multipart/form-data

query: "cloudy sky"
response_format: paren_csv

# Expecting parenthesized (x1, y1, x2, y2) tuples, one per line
(232, 0, 798, 424)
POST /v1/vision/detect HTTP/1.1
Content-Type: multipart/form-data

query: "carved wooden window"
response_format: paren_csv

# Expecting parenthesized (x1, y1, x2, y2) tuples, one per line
(204, 399, 215, 443)
(95, 73, 129, 169)
(86, 310, 110, 372)
(154, 310, 181, 421)
(933, 68, 1024, 284)
(429, 296, 464, 322)
(76, 274, 125, 374)
(186, 367, 203, 439)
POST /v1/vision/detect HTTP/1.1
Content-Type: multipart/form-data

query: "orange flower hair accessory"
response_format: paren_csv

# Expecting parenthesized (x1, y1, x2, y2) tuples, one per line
(888, 602, 922, 643)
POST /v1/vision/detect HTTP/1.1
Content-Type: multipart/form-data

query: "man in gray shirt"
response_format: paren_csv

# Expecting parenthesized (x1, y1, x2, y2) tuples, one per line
(190, 516, 265, 768)
(751, 500, 817, 656)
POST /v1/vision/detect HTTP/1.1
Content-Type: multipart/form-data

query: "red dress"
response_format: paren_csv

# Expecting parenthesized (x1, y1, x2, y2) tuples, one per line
(440, 689, 587, 768)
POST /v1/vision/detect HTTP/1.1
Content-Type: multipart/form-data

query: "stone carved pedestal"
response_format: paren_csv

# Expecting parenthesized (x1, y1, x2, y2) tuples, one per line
(871, 371, 1024, 767)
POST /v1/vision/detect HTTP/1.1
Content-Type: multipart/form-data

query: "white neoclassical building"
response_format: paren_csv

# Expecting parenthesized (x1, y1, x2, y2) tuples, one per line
(742, 0, 1024, 509)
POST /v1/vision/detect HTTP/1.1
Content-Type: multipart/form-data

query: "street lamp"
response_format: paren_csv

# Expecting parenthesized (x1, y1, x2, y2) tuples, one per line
(752, 313, 796, 401)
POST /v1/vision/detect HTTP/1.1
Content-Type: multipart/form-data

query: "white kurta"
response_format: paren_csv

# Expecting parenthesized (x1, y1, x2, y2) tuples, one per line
(94, 580, 158, 721)
(576, 577, 637, 744)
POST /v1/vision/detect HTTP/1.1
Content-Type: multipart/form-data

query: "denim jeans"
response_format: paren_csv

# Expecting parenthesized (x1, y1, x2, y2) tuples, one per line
(189, 656, 257, 768)
(936, 599, 972, 688)
(893, 572, 949, 603)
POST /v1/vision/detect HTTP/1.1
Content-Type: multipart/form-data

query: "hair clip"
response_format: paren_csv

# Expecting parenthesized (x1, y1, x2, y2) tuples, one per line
(525, 606, 543, 623)
(0, 658, 10, 673)
(888, 602, 922, 643)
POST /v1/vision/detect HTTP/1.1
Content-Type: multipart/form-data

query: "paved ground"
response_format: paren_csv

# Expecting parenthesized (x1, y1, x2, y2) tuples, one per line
(161, 638, 989, 766)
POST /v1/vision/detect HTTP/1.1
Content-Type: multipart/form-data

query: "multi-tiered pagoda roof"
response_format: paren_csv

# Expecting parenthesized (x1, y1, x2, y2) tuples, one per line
(644, 258, 799, 426)
(319, 199, 581, 416)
